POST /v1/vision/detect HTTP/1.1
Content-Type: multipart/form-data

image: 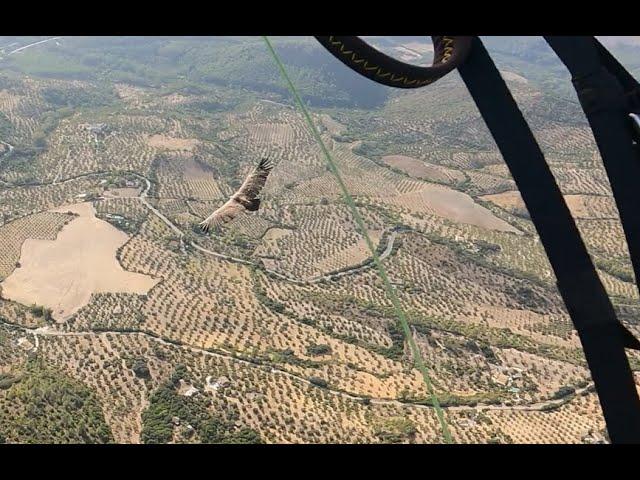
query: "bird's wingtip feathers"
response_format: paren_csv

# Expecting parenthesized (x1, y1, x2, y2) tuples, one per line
(259, 157, 274, 171)
(199, 220, 210, 233)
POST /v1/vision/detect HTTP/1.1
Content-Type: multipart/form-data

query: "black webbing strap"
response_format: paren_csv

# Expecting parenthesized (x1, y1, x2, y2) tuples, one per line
(545, 37, 640, 302)
(594, 38, 640, 110)
(315, 36, 473, 88)
(457, 38, 640, 444)
(315, 35, 640, 443)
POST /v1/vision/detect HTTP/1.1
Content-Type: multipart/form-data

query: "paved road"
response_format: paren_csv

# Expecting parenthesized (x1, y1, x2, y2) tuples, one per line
(1, 168, 400, 283)
(130, 173, 400, 284)
(8, 37, 63, 55)
(0, 171, 595, 422)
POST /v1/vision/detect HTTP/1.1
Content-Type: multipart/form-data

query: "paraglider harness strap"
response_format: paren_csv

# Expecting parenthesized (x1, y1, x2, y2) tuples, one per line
(545, 37, 640, 305)
(568, 44, 640, 137)
(314, 36, 473, 88)
(315, 35, 640, 444)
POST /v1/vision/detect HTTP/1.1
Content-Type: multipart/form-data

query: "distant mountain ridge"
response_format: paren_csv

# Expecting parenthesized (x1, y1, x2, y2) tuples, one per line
(0, 36, 638, 110)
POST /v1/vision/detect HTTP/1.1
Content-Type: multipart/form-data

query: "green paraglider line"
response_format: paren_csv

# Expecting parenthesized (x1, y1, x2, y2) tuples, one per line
(262, 35, 453, 444)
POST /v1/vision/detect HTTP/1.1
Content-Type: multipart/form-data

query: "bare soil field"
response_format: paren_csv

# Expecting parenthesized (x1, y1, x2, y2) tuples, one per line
(382, 154, 465, 184)
(481, 191, 524, 210)
(1, 202, 159, 320)
(146, 134, 200, 152)
(383, 184, 521, 233)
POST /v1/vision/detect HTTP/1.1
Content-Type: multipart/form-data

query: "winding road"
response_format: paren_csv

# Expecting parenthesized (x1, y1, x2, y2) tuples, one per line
(8, 37, 63, 56)
(0, 316, 593, 415)
(0, 171, 598, 428)
(132, 173, 399, 284)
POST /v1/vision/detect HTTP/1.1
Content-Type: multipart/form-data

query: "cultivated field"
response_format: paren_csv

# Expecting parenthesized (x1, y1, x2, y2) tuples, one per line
(0, 37, 636, 444)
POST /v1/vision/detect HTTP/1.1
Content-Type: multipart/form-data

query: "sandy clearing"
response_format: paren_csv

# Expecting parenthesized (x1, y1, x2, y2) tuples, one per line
(1, 202, 159, 320)
(382, 154, 464, 184)
(385, 184, 520, 233)
(564, 195, 591, 217)
(480, 191, 525, 212)
(146, 134, 200, 152)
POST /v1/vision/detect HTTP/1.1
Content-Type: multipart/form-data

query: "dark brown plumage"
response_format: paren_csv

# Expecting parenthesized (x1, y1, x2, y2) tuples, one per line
(199, 158, 273, 233)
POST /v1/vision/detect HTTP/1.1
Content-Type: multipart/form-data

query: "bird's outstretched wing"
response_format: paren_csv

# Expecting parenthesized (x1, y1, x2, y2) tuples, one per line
(199, 198, 245, 233)
(198, 158, 273, 233)
(236, 157, 274, 200)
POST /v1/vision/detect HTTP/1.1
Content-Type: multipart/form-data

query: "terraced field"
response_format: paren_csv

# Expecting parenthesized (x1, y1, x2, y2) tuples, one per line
(0, 36, 637, 445)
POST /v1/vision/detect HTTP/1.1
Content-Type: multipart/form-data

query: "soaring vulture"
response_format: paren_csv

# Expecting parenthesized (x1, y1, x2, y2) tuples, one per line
(199, 157, 273, 233)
